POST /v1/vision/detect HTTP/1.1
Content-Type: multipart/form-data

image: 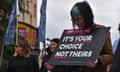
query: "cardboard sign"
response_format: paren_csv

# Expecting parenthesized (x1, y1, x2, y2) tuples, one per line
(48, 27, 110, 65)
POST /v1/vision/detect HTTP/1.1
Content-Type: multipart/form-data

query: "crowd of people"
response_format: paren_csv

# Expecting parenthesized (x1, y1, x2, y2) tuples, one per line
(6, 1, 119, 72)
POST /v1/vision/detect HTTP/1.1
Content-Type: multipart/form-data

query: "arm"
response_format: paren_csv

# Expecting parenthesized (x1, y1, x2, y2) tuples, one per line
(97, 32, 114, 66)
(86, 32, 113, 69)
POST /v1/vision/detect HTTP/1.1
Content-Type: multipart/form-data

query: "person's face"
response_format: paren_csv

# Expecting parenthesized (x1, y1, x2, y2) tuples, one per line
(15, 43, 23, 55)
(72, 16, 85, 29)
(50, 41, 57, 52)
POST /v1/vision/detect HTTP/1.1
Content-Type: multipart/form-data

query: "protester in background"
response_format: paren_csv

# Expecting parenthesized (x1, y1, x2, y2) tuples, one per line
(65, 1, 113, 72)
(110, 24, 120, 72)
(7, 40, 39, 72)
(112, 24, 120, 54)
(40, 38, 65, 72)
(106, 24, 120, 72)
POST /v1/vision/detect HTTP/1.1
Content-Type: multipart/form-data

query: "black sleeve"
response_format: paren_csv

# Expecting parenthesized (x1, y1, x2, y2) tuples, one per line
(30, 55, 40, 72)
(7, 57, 14, 72)
(7, 61, 12, 72)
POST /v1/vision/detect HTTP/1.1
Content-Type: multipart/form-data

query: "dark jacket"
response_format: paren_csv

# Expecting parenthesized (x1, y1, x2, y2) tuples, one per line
(7, 54, 39, 72)
(40, 47, 52, 72)
(40, 47, 65, 72)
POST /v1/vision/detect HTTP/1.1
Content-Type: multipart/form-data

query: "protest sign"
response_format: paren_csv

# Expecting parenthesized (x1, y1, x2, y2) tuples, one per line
(48, 27, 110, 65)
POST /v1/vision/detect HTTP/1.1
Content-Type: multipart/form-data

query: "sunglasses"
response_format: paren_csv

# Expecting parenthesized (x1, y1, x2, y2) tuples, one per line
(15, 45, 21, 47)
(71, 17, 83, 23)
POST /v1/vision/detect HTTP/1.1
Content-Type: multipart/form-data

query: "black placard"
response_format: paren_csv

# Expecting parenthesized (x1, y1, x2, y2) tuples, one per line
(48, 27, 110, 65)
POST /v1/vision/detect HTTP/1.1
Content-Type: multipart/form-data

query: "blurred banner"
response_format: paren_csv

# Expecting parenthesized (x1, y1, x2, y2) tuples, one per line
(38, 0, 47, 42)
(4, 0, 16, 45)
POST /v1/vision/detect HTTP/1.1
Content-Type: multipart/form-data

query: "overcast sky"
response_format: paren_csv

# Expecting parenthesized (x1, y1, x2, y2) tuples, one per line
(37, 0, 120, 44)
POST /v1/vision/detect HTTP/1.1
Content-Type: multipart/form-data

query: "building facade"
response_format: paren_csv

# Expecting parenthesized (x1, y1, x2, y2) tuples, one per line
(18, 0, 37, 27)
(17, 0, 38, 48)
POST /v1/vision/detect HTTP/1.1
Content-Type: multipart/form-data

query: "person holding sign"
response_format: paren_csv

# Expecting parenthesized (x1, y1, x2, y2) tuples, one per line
(40, 38, 65, 72)
(65, 1, 113, 72)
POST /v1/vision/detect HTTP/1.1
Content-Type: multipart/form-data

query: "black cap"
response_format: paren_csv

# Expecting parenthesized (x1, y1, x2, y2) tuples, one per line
(51, 38, 59, 44)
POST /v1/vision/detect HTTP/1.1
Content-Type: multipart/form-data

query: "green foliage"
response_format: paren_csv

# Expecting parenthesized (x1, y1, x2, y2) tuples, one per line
(0, 42, 15, 72)
(0, 45, 15, 72)
(0, 0, 30, 71)
(0, 1, 13, 72)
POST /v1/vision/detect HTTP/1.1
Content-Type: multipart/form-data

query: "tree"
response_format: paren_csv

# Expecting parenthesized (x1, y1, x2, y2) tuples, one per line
(0, 0, 14, 45)
(0, 0, 14, 72)
(0, 0, 29, 71)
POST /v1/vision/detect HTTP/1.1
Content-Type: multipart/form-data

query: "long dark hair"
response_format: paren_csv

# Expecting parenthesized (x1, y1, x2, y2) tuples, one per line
(71, 1, 94, 29)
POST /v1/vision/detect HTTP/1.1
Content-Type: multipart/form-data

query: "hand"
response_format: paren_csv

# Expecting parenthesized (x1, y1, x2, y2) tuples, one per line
(45, 63, 55, 70)
(86, 61, 96, 68)
(13, 51, 17, 56)
(41, 53, 45, 59)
